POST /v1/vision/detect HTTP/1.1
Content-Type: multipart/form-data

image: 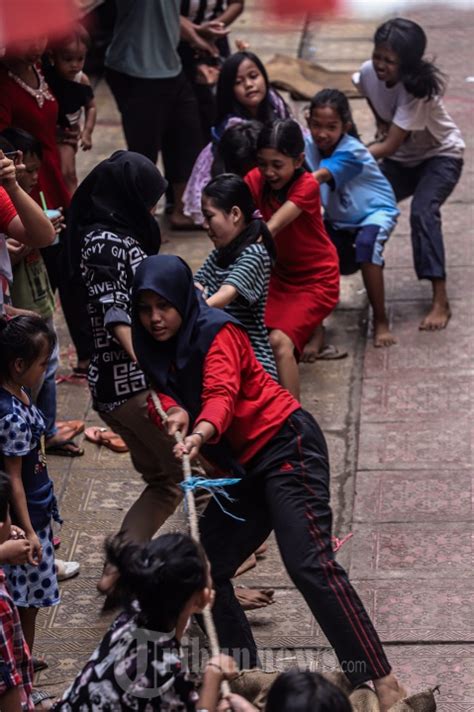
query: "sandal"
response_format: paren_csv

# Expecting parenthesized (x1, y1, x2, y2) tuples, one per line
(84, 427, 129, 453)
(315, 344, 348, 360)
(45, 439, 84, 457)
(45, 438, 84, 457)
(32, 657, 48, 673)
(55, 420, 84, 438)
(32, 689, 54, 706)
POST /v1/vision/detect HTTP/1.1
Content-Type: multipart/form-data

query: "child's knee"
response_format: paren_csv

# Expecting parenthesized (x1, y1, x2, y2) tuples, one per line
(269, 330, 293, 358)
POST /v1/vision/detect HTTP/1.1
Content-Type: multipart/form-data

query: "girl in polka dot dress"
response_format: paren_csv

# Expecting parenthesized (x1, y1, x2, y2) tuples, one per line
(0, 315, 61, 654)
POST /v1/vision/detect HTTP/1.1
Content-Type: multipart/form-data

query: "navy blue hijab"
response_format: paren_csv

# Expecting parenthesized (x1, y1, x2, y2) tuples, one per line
(132, 255, 244, 475)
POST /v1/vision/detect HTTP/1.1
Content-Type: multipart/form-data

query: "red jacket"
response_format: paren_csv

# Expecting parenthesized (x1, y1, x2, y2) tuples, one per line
(149, 323, 299, 465)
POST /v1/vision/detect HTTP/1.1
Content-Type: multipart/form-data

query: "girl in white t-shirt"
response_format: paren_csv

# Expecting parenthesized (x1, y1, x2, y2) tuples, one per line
(354, 18, 464, 332)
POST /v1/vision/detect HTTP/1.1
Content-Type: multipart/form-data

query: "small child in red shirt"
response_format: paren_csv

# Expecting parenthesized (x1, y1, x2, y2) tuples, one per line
(0, 471, 34, 712)
(245, 120, 340, 399)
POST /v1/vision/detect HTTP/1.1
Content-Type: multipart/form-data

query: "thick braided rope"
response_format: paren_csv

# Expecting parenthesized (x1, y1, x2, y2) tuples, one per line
(150, 391, 231, 698)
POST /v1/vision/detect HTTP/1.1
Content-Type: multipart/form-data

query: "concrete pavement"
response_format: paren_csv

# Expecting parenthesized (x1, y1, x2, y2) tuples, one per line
(34, 5, 473, 710)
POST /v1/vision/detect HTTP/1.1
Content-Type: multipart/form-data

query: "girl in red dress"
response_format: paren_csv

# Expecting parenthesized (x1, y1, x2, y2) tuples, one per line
(245, 120, 339, 399)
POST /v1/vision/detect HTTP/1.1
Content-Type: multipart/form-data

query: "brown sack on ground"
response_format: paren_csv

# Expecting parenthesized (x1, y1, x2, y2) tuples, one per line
(265, 53, 361, 101)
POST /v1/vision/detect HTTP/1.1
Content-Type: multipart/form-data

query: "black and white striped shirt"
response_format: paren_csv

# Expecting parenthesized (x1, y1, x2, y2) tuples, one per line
(180, 0, 227, 23)
(195, 243, 278, 381)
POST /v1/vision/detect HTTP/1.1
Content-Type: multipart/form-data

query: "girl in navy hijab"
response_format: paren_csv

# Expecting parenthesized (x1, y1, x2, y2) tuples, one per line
(132, 254, 405, 712)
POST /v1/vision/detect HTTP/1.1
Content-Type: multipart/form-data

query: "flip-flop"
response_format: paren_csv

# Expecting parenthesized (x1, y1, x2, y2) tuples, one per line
(45, 439, 84, 457)
(32, 657, 49, 673)
(55, 420, 84, 438)
(315, 344, 348, 360)
(84, 427, 129, 453)
(32, 689, 55, 706)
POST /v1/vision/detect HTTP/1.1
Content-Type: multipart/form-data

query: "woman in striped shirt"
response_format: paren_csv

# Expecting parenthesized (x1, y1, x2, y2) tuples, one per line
(195, 173, 278, 380)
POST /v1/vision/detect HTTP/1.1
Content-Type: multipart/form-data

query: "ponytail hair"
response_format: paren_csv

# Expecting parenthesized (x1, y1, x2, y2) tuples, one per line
(0, 315, 56, 378)
(309, 89, 360, 140)
(257, 119, 305, 159)
(105, 532, 208, 629)
(202, 173, 276, 267)
(374, 18, 446, 99)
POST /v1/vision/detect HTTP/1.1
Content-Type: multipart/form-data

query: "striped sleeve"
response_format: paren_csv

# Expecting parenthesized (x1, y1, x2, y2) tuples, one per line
(223, 245, 271, 306)
(194, 251, 219, 289)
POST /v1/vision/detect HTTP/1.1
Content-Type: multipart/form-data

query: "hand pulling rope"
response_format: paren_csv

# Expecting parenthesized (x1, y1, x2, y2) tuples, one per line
(150, 391, 232, 698)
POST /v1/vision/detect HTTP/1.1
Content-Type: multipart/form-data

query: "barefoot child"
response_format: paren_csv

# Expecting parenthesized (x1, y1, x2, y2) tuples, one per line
(52, 532, 237, 711)
(184, 51, 290, 225)
(245, 120, 340, 399)
(131, 254, 406, 712)
(305, 89, 399, 347)
(196, 173, 278, 380)
(44, 25, 96, 194)
(0, 316, 61, 678)
(354, 18, 464, 331)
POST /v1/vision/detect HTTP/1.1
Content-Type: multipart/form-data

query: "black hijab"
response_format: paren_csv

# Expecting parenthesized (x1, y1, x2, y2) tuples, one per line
(132, 255, 244, 476)
(64, 150, 167, 278)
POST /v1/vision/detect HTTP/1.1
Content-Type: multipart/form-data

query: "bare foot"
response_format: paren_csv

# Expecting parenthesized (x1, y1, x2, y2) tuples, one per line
(373, 674, 407, 711)
(419, 301, 451, 331)
(255, 543, 268, 559)
(235, 587, 274, 610)
(234, 554, 257, 578)
(374, 319, 397, 348)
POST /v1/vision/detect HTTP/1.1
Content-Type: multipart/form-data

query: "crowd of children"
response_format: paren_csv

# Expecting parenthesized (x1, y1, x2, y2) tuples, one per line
(0, 8, 464, 711)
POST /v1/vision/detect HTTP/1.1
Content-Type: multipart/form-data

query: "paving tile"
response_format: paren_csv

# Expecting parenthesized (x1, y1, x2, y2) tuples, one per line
(248, 588, 330, 648)
(360, 375, 472, 422)
(384, 266, 472, 303)
(353, 469, 473, 523)
(383, 644, 474, 712)
(354, 580, 474, 642)
(385, 231, 474, 268)
(357, 420, 471, 470)
(350, 522, 473, 579)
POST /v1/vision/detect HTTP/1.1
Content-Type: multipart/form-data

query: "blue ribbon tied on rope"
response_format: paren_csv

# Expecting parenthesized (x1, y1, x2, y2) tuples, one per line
(180, 477, 244, 522)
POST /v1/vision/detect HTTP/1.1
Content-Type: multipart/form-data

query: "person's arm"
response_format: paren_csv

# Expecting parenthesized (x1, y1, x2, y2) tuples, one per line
(80, 73, 96, 150)
(266, 200, 302, 237)
(0, 152, 55, 248)
(110, 324, 137, 363)
(369, 123, 409, 160)
(6, 237, 31, 266)
(206, 284, 238, 308)
(312, 167, 333, 184)
(173, 325, 245, 461)
(0, 685, 23, 712)
(215, 0, 244, 26)
(0, 538, 31, 565)
(3, 455, 41, 566)
(197, 654, 238, 712)
(180, 15, 219, 55)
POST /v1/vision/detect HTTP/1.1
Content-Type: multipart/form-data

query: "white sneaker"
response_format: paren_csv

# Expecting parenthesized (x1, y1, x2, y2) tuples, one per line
(56, 559, 80, 581)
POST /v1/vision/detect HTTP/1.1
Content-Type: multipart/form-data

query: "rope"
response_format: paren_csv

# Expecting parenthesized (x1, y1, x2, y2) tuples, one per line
(150, 391, 231, 698)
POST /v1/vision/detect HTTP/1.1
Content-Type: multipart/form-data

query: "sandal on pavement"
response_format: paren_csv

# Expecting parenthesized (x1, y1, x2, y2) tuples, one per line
(32, 657, 48, 673)
(56, 559, 80, 581)
(55, 420, 84, 438)
(84, 427, 129, 453)
(315, 344, 348, 360)
(45, 439, 84, 457)
(32, 689, 54, 706)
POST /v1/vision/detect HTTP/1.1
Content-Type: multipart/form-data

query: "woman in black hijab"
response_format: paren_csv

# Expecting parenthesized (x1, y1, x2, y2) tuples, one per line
(68, 152, 185, 591)
(131, 254, 406, 711)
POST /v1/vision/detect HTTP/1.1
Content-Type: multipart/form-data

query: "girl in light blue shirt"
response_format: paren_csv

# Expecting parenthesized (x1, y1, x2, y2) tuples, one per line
(305, 89, 399, 347)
